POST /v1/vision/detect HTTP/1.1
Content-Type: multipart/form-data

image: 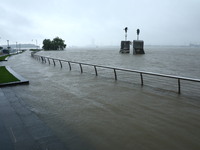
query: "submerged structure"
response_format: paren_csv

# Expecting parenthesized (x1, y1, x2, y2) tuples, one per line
(133, 29, 145, 54)
(119, 28, 145, 54)
(133, 40, 145, 54)
(120, 27, 130, 53)
(120, 41, 130, 53)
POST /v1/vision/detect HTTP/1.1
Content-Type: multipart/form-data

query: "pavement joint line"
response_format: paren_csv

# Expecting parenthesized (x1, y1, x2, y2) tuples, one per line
(9, 127, 17, 143)
(0, 87, 68, 149)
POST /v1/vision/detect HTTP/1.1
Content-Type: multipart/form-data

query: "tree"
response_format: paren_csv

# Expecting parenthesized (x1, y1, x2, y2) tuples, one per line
(52, 37, 66, 50)
(42, 39, 52, 50)
(42, 37, 67, 50)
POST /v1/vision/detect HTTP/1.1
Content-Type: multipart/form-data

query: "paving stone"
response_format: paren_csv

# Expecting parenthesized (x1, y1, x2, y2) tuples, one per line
(0, 118, 14, 150)
(0, 87, 68, 150)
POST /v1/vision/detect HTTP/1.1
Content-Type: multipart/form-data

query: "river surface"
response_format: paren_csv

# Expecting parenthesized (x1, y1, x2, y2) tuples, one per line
(38, 46, 200, 78)
(1, 46, 200, 150)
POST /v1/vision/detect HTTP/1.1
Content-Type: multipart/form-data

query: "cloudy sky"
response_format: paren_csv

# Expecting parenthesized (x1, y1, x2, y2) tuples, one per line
(0, 0, 200, 47)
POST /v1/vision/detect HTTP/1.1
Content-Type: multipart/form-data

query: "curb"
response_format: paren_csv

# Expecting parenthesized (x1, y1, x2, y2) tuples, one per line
(0, 56, 9, 61)
(0, 66, 29, 87)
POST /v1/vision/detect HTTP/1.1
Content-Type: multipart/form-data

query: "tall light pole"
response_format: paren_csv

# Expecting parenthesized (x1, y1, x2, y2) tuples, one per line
(36, 39, 38, 49)
(7, 40, 10, 49)
(19, 43, 21, 51)
(16, 42, 18, 53)
(137, 29, 140, 40)
(32, 39, 38, 49)
(124, 27, 128, 41)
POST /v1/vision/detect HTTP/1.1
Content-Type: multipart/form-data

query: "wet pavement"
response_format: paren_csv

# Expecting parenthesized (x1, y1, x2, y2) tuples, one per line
(0, 50, 200, 150)
(0, 52, 67, 150)
(0, 87, 67, 150)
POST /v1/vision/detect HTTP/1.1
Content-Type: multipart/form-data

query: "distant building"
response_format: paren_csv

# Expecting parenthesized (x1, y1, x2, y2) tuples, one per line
(189, 43, 200, 47)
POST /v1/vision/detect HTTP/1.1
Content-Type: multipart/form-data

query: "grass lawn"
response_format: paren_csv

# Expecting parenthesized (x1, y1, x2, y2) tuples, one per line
(0, 66, 20, 83)
(0, 55, 10, 61)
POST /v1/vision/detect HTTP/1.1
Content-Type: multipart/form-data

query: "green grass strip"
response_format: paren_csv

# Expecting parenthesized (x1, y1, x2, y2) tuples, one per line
(0, 66, 20, 83)
(0, 55, 10, 61)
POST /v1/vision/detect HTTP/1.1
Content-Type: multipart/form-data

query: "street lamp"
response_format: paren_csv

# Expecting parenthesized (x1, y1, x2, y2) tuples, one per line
(137, 29, 140, 40)
(16, 42, 18, 53)
(7, 40, 10, 49)
(32, 39, 38, 49)
(36, 39, 38, 49)
(124, 27, 128, 41)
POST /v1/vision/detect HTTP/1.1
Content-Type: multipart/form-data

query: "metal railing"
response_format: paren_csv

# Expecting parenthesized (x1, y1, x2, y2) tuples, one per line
(32, 53, 200, 94)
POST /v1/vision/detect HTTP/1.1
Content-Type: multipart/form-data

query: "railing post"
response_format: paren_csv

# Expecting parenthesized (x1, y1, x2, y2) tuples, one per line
(59, 60, 62, 68)
(94, 66, 98, 76)
(42, 57, 46, 63)
(48, 58, 50, 65)
(68, 62, 71, 71)
(114, 69, 117, 80)
(79, 63, 83, 73)
(140, 73, 144, 86)
(53, 59, 55, 66)
(42, 57, 44, 62)
(178, 78, 181, 94)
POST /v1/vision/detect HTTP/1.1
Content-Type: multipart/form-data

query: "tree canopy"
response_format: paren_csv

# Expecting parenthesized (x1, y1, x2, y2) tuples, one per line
(42, 37, 66, 50)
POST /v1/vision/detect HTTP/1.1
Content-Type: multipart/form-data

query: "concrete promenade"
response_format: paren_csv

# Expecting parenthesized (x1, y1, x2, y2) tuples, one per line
(0, 52, 67, 150)
(0, 87, 67, 150)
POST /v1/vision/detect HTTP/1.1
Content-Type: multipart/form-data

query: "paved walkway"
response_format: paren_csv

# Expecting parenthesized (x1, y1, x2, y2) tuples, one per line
(0, 87, 67, 150)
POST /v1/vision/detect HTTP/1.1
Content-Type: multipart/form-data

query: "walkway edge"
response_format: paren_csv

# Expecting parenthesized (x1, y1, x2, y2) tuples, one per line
(0, 66, 29, 87)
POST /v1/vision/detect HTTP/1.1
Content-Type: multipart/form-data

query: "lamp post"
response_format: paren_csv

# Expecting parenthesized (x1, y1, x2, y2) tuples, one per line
(16, 42, 18, 53)
(124, 27, 128, 41)
(19, 43, 21, 51)
(36, 39, 38, 49)
(7, 40, 10, 49)
(137, 29, 140, 40)
(32, 39, 38, 49)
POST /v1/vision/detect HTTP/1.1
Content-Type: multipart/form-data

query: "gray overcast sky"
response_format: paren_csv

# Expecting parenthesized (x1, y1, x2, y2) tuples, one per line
(0, 0, 200, 46)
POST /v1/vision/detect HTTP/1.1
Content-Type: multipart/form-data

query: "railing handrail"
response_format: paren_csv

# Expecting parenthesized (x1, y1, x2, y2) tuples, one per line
(33, 54, 200, 83)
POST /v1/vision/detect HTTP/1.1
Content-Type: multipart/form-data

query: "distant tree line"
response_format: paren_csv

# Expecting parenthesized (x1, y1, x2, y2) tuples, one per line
(42, 37, 66, 50)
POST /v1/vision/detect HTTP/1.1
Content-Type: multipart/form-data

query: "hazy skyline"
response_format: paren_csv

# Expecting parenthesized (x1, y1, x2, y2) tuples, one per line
(0, 0, 200, 47)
